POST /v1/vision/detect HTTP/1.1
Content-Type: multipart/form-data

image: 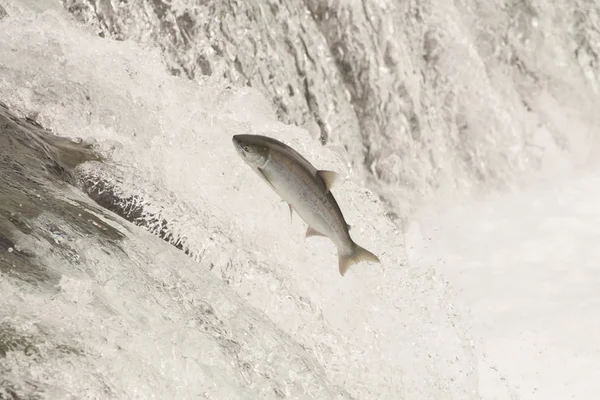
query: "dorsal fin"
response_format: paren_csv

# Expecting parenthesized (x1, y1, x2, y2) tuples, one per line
(316, 170, 341, 191)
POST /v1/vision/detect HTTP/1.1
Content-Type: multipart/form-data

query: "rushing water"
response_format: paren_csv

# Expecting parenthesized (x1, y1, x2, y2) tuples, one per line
(1, 0, 599, 399)
(0, 104, 357, 399)
(60, 0, 600, 213)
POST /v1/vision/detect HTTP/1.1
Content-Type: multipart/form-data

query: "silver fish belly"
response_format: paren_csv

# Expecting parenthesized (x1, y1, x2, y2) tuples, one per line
(262, 149, 351, 250)
(233, 134, 380, 276)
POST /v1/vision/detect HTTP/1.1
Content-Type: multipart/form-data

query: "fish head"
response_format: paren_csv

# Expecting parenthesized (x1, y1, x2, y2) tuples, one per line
(232, 135, 270, 168)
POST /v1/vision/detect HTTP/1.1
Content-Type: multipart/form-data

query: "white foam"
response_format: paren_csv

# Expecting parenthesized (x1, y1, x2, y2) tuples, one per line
(407, 171, 600, 399)
(1, 0, 599, 398)
(0, 3, 476, 399)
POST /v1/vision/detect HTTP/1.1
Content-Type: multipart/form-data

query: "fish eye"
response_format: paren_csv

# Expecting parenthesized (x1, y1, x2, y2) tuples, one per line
(243, 145, 250, 152)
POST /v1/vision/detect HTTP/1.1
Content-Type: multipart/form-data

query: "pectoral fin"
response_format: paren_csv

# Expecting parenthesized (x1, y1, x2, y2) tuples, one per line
(305, 226, 326, 238)
(316, 170, 341, 191)
(279, 200, 294, 223)
(256, 167, 276, 191)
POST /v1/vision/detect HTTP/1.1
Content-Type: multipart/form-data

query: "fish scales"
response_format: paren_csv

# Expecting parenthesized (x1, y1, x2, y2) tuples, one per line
(232, 134, 380, 276)
(264, 148, 351, 249)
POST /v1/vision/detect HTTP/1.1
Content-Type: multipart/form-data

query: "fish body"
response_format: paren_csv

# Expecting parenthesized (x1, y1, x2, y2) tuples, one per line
(232, 134, 379, 276)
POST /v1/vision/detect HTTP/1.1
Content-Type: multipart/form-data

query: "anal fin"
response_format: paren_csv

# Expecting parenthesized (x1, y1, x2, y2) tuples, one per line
(305, 226, 327, 238)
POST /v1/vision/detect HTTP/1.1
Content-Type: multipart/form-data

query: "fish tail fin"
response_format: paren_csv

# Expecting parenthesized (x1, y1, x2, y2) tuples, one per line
(338, 243, 380, 277)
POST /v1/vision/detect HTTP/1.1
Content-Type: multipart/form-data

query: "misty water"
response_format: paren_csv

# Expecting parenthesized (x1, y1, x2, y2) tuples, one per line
(1, 0, 599, 399)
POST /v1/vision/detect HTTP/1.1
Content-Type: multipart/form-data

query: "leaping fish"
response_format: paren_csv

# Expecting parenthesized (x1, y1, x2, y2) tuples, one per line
(232, 134, 380, 276)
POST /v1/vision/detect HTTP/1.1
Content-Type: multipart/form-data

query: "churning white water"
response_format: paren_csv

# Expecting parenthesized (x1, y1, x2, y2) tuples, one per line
(0, 0, 598, 399)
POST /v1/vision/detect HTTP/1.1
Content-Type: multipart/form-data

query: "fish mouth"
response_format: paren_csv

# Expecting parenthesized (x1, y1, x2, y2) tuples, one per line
(232, 135, 241, 147)
(232, 135, 245, 156)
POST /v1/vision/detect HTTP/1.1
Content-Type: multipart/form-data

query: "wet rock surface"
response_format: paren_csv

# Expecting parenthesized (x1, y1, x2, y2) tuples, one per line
(61, 0, 600, 215)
